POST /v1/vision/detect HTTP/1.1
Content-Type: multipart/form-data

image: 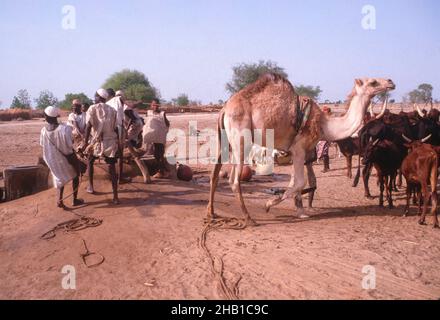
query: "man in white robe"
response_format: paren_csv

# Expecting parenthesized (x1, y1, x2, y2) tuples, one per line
(106, 88, 129, 184)
(67, 99, 86, 147)
(81, 89, 120, 204)
(40, 106, 83, 208)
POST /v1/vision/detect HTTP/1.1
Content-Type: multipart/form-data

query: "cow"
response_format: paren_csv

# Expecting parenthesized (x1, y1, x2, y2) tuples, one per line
(353, 108, 425, 197)
(336, 137, 360, 178)
(401, 136, 439, 228)
(335, 101, 387, 181)
(362, 137, 407, 208)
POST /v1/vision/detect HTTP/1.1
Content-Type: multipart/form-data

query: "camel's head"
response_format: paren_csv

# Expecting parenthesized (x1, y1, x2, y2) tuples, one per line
(354, 78, 396, 98)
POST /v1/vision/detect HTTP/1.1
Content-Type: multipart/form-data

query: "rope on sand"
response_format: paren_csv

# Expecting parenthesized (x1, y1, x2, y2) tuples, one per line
(40, 214, 102, 240)
(199, 217, 246, 300)
(40, 214, 104, 268)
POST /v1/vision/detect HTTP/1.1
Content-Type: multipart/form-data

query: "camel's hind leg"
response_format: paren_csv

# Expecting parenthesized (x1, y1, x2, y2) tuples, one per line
(429, 161, 439, 228)
(230, 162, 257, 226)
(306, 162, 317, 208)
(206, 159, 223, 221)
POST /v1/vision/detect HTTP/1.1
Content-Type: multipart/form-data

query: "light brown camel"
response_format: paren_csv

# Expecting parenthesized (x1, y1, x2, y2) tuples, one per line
(207, 73, 395, 226)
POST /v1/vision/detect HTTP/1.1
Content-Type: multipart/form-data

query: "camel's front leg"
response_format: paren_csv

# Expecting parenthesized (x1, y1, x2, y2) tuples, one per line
(133, 157, 152, 184)
(127, 145, 151, 184)
(265, 145, 308, 218)
(295, 162, 317, 209)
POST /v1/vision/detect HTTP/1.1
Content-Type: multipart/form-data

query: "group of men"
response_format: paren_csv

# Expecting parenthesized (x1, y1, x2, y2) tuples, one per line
(40, 89, 170, 208)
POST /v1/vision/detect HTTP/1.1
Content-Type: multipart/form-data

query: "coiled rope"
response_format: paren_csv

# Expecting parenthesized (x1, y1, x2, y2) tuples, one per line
(200, 217, 247, 300)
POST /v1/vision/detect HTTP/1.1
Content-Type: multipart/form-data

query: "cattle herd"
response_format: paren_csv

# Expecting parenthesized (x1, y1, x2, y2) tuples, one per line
(336, 105, 440, 227)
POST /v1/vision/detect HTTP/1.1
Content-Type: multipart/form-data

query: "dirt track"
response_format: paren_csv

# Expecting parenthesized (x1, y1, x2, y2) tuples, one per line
(1, 113, 440, 299)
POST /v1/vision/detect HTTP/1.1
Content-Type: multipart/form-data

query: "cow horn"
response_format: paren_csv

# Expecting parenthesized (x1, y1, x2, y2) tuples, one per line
(376, 95, 388, 120)
(402, 134, 412, 143)
(368, 102, 374, 115)
(372, 139, 380, 146)
(416, 104, 424, 117)
(421, 134, 432, 143)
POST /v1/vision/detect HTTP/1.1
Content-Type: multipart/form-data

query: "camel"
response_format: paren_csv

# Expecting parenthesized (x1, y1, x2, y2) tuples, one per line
(207, 73, 395, 226)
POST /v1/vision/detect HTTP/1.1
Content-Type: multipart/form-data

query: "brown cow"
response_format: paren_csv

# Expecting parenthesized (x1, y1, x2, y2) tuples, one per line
(401, 137, 439, 228)
(336, 137, 360, 178)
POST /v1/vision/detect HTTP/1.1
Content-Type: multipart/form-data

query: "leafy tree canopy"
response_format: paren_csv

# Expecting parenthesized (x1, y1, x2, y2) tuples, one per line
(59, 93, 92, 110)
(102, 69, 160, 103)
(294, 85, 322, 100)
(11, 89, 31, 109)
(407, 83, 433, 104)
(173, 94, 190, 107)
(34, 90, 59, 109)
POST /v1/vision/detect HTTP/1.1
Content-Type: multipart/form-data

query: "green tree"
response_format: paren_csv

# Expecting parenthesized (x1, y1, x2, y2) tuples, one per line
(174, 94, 189, 106)
(226, 60, 288, 94)
(375, 91, 392, 103)
(34, 90, 59, 109)
(59, 93, 92, 110)
(11, 89, 31, 109)
(102, 69, 159, 103)
(417, 83, 433, 102)
(294, 85, 322, 100)
(407, 83, 433, 103)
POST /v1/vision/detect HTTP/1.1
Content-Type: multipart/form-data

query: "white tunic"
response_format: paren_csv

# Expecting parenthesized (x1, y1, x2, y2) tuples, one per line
(40, 124, 77, 189)
(67, 112, 87, 135)
(86, 102, 118, 158)
(106, 96, 125, 127)
(143, 110, 168, 144)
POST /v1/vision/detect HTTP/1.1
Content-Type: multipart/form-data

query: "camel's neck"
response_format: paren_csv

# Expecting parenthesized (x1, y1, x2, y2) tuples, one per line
(321, 95, 369, 142)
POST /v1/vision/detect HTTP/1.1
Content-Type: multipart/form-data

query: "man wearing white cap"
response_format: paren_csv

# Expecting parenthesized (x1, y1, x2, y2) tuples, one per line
(40, 106, 83, 208)
(81, 89, 120, 204)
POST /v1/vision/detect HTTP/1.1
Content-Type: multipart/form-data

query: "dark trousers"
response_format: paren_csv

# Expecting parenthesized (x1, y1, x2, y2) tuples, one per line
(154, 143, 166, 172)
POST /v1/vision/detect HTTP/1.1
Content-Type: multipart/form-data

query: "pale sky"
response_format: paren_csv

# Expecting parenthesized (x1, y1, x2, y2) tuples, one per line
(0, 0, 439, 108)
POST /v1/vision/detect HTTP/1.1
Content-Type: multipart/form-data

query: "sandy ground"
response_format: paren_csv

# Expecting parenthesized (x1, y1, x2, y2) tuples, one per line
(1, 113, 440, 300)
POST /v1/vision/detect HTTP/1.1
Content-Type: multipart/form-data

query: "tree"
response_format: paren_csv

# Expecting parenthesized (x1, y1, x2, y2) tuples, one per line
(174, 94, 189, 107)
(124, 83, 159, 102)
(11, 89, 31, 109)
(102, 69, 159, 103)
(59, 93, 92, 110)
(417, 83, 433, 102)
(407, 83, 433, 104)
(226, 60, 288, 94)
(294, 85, 322, 100)
(34, 90, 59, 109)
(376, 91, 391, 102)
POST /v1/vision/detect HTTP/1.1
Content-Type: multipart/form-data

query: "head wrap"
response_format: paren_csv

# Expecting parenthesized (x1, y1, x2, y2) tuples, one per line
(44, 106, 60, 118)
(115, 90, 125, 98)
(96, 88, 109, 100)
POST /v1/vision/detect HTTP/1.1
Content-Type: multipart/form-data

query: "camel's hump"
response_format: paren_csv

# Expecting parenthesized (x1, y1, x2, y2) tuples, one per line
(236, 73, 295, 98)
